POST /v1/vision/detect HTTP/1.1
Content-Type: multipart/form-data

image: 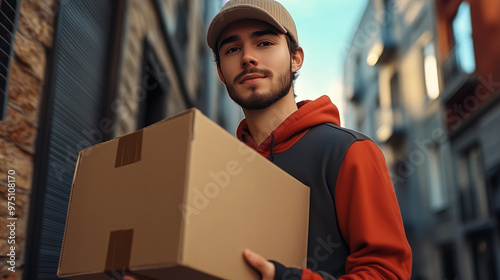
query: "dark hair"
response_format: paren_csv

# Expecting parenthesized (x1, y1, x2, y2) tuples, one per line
(213, 33, 300, 82)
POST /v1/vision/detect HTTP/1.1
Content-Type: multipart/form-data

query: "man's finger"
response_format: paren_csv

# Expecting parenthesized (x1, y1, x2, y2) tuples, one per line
(243, 249, 275, 279)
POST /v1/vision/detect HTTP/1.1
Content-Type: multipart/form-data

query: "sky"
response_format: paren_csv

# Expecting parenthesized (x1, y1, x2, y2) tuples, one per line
(278, 0, 368, 123)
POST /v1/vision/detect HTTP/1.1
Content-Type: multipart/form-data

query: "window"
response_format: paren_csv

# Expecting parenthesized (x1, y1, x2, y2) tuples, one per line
(424, 41, 440, 100)
(428, 145, 447, 211)
(390, 72, 400, 106)
(347, 53, 363, 103)
(458, 146, 489, 222)
(469, 232, 497, 280)
(439, 244, 458, 280)
(137, 41, 169, 129)
(175, 1, 188, 62)
(488, 166, 500, 221)
(389, 72, 405, 129)
(0, 0, 20, 119)
(452, 1, 476, 74)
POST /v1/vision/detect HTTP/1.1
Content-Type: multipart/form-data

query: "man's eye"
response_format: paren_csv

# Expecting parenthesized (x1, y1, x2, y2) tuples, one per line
(226, 47, 239, 54)
(259, 41, 272, 47)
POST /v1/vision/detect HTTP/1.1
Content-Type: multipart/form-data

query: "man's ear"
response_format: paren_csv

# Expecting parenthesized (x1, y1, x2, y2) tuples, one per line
(291, 47, 304, 73)
(217, 65, 226, 85)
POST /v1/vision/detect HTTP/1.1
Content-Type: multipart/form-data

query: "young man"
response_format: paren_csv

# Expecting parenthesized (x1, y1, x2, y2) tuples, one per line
(207, 0, 412, 280)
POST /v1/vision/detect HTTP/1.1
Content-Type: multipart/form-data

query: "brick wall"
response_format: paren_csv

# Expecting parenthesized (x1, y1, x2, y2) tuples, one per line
(0, 1, 56, 278)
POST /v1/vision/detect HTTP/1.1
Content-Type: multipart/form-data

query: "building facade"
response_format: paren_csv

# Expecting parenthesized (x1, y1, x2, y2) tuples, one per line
(0, 0, 241, 279)
(434, 0, 500, 279)
(344, 0, 500, 279)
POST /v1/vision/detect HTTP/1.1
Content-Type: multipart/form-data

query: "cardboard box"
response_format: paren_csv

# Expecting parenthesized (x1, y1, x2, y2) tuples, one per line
(58, 108, 310, 280)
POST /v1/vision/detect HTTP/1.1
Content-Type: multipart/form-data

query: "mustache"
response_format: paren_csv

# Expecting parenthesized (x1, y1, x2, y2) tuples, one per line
(233, 67, 272, 84)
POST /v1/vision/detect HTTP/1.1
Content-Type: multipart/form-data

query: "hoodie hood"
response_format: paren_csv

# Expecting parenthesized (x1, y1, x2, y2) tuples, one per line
(236, 95, 340, 159)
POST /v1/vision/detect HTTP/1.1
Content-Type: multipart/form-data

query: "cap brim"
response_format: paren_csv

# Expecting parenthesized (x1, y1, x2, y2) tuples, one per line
(207, 5, 288, 50)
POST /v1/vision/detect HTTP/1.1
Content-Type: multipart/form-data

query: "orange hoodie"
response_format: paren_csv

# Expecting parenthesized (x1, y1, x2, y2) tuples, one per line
(237, 95, 412, 280)
(237, 95, 341, 158)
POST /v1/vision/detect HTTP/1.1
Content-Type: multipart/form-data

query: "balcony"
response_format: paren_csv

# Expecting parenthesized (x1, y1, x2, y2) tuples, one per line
(440, 46, 478, 105)
(375, 104, 406, 144)
(366, 33, 396, 66)
(366, 12, 396, 67)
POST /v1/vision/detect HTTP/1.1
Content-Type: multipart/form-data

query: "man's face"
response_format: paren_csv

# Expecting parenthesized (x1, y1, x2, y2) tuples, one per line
(216, 20, 299, 110)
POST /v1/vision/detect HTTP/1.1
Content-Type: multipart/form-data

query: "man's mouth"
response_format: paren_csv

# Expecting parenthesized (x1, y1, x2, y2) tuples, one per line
(239, 74, 265, 84)
(233, 68, 271, 85)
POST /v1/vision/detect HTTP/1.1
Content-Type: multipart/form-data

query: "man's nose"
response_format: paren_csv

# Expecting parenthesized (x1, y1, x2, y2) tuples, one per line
(241, 47, 258, 67)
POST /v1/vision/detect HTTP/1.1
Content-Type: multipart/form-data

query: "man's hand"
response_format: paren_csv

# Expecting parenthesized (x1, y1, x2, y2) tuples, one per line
(122, 250, 276, 280)
(243, 249, 275, 280)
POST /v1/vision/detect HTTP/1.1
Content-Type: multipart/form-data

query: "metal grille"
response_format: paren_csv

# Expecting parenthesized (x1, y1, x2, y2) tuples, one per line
(25, 0, 117, 278)
(0, 0, 20, 119)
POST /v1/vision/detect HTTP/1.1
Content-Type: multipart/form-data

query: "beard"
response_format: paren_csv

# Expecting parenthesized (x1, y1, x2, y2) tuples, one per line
(224, 65, 294, 111)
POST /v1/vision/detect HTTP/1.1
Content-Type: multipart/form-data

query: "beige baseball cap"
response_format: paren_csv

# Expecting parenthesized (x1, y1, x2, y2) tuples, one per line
(207, 0, 298, 51)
